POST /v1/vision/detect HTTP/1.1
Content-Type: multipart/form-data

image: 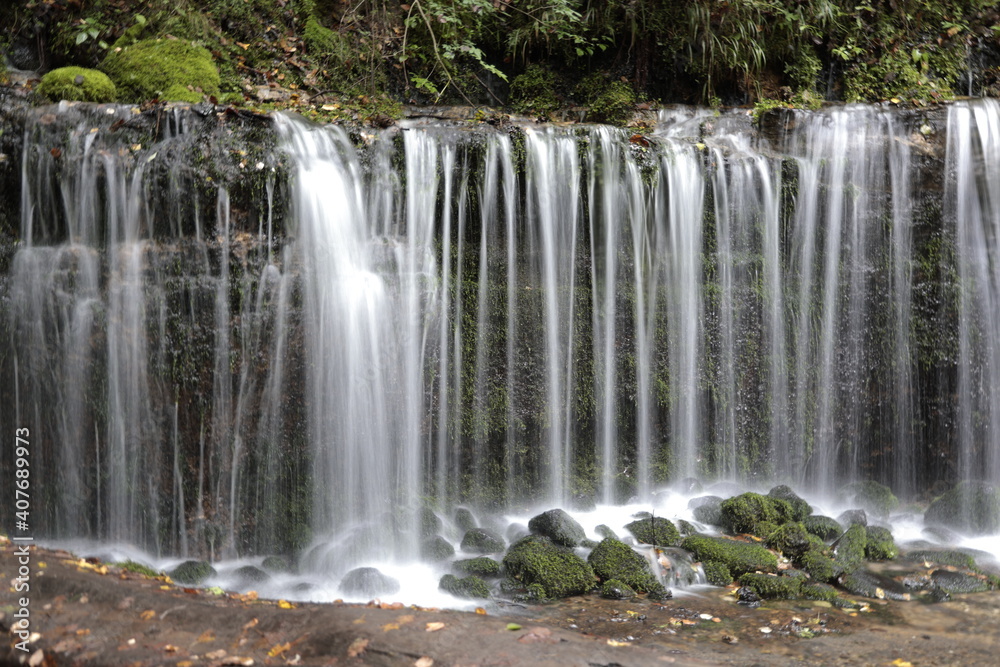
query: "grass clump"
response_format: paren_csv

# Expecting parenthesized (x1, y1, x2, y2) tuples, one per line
(117, 560, 160, 577)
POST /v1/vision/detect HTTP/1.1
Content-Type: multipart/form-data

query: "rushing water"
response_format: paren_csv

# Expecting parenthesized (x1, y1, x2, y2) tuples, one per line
(3, 100, 1000, 593)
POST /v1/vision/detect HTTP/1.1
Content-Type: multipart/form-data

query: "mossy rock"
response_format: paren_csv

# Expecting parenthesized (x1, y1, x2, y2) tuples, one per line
(832, 524, 867, 572)
(801, 582, 839, 602)
(797, 548, 838, 583)
(453, 557, 501, 578)
(702, 560, 733, 586)
(624, 516, 681, 547)
(454, 507, 478, 532)
(587, 79, 636, 126)
(170, 560, 216, 585)
(101, 39, 220, 103)
(595, 524, 618, 540)
(117, 560, 160, 577)
(900, 549, 976, 569)
(925, 482, 1000, 535)
(837, 509, 868, 527)
(864, 526, 899, 561)
(690, 495, 724, 526)
(37, 67, 116, 103)
(738, 573, 802, 599)
(767, 485, 812, 521)
(587, 538, 659, 593)
(930, 569, 991, 594)
(528, 508, 586, 547)
(803, 515, 843, 542)
(838, 569, 912, 601)
(439, 574, 491, 599)
(599, 578, 636, 600)
(680, 535, 778, 577)
(233, 565, 270, 587)
(419, 507, 443, 537)
(502, 535, 596, 599)
(765, 522, 812, 558)
(460, 528, 505, 554)
(420, 535, 455, 562)
(841, 481, 899, 519)
(676, 519, 698, 536)
(509, 65, 559, 116)
(719, 492, 794, 535)
(340, 567, 400, 598)
(261, 555, 291, 573)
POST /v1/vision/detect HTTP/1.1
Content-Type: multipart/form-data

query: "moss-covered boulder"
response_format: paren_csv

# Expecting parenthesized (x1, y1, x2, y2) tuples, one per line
(798, 548, 838, 583)
(528, 508, 586, 547)
(453, 557, 502, 577)
(864, 526, 899, 561)
(925, 482, 1000, 535)
(702, 560, 733, 586)
(261, 555, 292, 573)
(340, 567, 400, 598)
(768, 485, 812, 521)
(624, 516, 682, 547)
(502, 535, 596, 598)
(930, 569, 991, 594)
(680, 535, 778, 577)
(587, 538, 660, 593)
(460, 528, 505, 554)
(676, 519, 698, 536)
(419, 507, 443, 537)
(454, 507, 477, 532)
(832, 524, 868, 572)
(838, 569, 912, 600)
(595, 524, 618, 540)
(765, 522, 812, 558)
(420, 535, 455, 562)
(599, 579, 636, 600)
(170, 560, 216, 585)
(900, 549, 976, 569)
(801, 582, 839, 602)
(719, 492, 794, 535)
(739, 572, 802, 599)
(841, 480, 899, 518)
(101, 39, 220, 103)
(803, 515, 843, 542)
(37, 67, 116, 102)
(439, 574, 491, 599)
(689, 495, 724, 526)
(232, 565, 270, 587)
(837, 509, 868, 527)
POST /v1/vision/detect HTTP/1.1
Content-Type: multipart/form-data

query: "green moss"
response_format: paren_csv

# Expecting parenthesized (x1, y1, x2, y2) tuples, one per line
(864, 526, 898, 561)
(116, 560, 160, 577)
(803, 515, 843, 542)
(600, 578, 636, 599)
(101, 38, 220, 102)
(460, 528, 505, 554)
(719, 492, 794, 535)
(702, 560, 733, 586)
(439, 574, 491, 599)
(528, 509, 586, 547)
(767, 485, 812, 521)
(587, 538, 660, 593)
(261, 556, 291, 573)
(502, 535, 596, 598)
(798, 549, 837, 583)
(833, 524, 867, 572)
(587, 80, 636, 126)
(680, 535, 777, 577)
(170, 559, 216, 585)
(37, 67, 117, 103)
(765, 522, 812, 558)
(739, 573, 802, 599)
(508, 65, 559, 116)
(420, 535, 456, 562)
(800, 582, 839, 602)
(624, 517, 681, 547)
(842, 481, 899, 518)
(900, 549, 976, 569)
(454, 557, 501, 577)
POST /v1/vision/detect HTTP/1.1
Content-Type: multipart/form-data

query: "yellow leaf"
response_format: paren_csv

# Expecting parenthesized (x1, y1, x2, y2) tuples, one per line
(178, 662, 194, 667)
(606, 639, 630, 647)
(277, 599, 293, 609)
(267, 642, 291, 657)
(347, 638, 369, 658)
(425, 622, 445, 632)
(475, 607, 486, 615)
(197, 631, 216, 643)
(140, 610, 156, 620)
(397, 615, 415, 624)
(237, 42, 250, 50)
(159, 585, 171, 590)
(38, 562, 47, 569)
(382, 623, 400, 632)
(164, 644, 179, 653)
(891, 661, 913, 667)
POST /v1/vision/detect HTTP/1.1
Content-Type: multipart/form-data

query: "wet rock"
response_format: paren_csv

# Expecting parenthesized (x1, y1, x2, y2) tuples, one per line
(676, 519, 698, 536)
(170, 560, 216, 585)
(528, 508, 587, 547)
(658, 547, 703, 587)
(925, 481, 1000, 535)
(587, 538, 660, 593)
(454, 507, 478, 532)
(232, 565, 270, 587)
(798, 549, 838, 583)
(737, 586, 762, 607)
(803, 515, 843, 541)
(765, 521, 813, 558)
(453, 557, 502, 577)
(340, 567, 401, 598)
(689, 495, 723, 526)
(595, 524, 618, 540)
(419, 507, 443, 537)
(702, 560, 733, 586)
(461, 528, 505, 554)
(840, 480, 899, 519)
(599, 578, 636, 600)
(261, 555, 291, 573)
(930, 569, 990, 594)
(768, 485, 812, 521)
(837, 509, 868, 527)
(439, 574, 491, 599)
(900, 549, 976, 569)
(864, 526, 899, 560)
(624, 516, 681, 547)
(502, 535, 596, 599)
(680, 535, 778, 576)
(505, 523, 530, 543)
(833, 524, 868, 572)
(739, 572, 803, 599)
(420, 535, 456, 562)
(838, 569, 911, 600)
(720, 492, 795, 535)
(801, 582, 839, 602)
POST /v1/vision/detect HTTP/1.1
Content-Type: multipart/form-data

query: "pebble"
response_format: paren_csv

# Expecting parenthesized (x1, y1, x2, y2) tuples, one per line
(759, 627, 772, 634)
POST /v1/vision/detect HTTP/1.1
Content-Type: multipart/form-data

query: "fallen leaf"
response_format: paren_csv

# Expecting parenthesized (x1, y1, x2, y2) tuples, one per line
(206, 649, 228, 659)
(164, 644, 179, 653)
(396, 615, 415, 624)
(759, 627, 772, 634)
(277, 600, 294, 609)
(415, 658, 433, 667)
(267, 642, 290, 657)
(237, 42, 250, 50)
(159, 585, 171, 590)
(139, 610, 156, 620)
(475, 607, 487, 615)
(197, 630, 216, 643)
(425, 622, 445, 632)
(242, 618, 259, 631)
(606, 639, 630, 647)
(76, 629, 90, 636)
(506, 623, 521, 631)
(178, 662, 194, 667)
(28, 650, 44, 667)
(890, 661, 913, 667)
(382, 623, 400, 632)
(347, 638, 369, 657)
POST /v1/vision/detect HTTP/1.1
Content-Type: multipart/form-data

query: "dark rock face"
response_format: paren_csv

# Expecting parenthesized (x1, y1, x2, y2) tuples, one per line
(170, 560, 217, 585)
(340, 567, 401, 598)
(925, 482, 1000, 535)
(838, 569, 912, 601)
(460, 528, 505, 554)
(420, 536, 456, 562)
(232, 565, 271, 587)
(528, 509, 587, 547)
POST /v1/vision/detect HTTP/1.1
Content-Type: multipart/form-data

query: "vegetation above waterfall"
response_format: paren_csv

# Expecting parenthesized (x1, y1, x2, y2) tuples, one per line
(3, 1, 1000, 122)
